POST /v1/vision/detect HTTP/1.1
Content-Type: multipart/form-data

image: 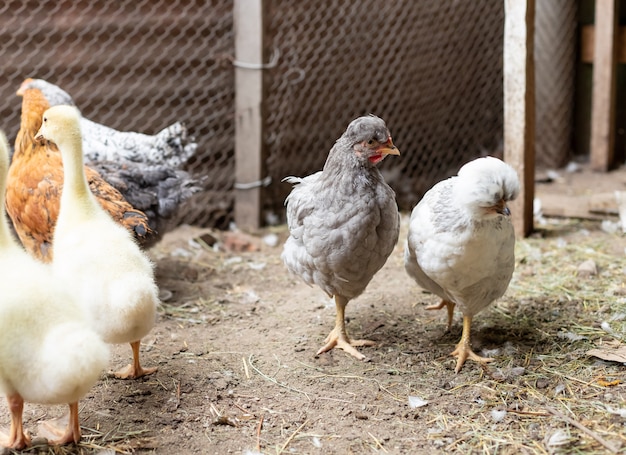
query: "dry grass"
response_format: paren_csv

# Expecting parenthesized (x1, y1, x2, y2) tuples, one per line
(3, 218, 626, 454)
(441, 218, 626, 454)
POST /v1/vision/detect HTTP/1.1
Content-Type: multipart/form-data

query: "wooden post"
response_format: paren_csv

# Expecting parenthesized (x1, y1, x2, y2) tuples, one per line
(504, 0, 536, 238)
(590, 0, 618, 171)
(234, 0, 266, 231)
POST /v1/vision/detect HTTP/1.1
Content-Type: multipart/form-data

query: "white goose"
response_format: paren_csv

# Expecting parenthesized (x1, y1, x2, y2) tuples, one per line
(0, 130, 109, 449)
(36, 105, 159, 379)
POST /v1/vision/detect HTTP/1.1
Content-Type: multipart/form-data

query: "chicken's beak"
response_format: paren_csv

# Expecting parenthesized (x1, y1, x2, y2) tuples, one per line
(376, 137, 400, 156)
(34, 129, 44, 143)
(495, 199, 510, 216)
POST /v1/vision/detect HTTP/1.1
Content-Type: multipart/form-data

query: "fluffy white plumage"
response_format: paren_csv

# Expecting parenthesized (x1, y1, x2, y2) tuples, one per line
(282, 115, 400, 360)
(0, 130, 108, 449)
(36, 105, 159, 380)
(404, 156, 519, 373)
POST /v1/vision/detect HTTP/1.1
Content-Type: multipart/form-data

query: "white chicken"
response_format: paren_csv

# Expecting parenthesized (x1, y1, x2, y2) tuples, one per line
(404, 156, 519, 373)
(36, 105, 159, 379)
(282, 115, 400, 360)
(0, 130, 109, 449)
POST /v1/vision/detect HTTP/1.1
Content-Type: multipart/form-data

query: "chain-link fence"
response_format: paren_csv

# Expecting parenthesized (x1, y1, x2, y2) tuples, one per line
(0, 0, 235, 228)
(0, 1, 578, 230)
(263, 0, 506, 222)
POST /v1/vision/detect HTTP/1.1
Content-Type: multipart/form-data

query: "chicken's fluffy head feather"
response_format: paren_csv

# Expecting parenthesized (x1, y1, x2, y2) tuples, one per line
(337, 115, 400, 166)
(453, 156, 520, 219)
(18, 78, 75, 108)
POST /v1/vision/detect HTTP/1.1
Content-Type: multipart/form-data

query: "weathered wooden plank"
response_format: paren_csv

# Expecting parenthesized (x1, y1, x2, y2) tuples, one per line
(580, 25, 626, 63)
(590, 0, 618, 171)
(503, 0, 536, 237)
(537, 192, 618, 219)
(234, 0, 266, 231)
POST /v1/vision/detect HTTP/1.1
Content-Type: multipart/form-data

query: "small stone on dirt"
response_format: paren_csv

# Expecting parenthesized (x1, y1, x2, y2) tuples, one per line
(577, 259, 597, 277)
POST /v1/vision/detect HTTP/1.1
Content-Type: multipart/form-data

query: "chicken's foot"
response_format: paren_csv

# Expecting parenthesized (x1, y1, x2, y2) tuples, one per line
(317, 295, 375, 360)
(450, 315, 494, 373)
(425, 299, 455, 331)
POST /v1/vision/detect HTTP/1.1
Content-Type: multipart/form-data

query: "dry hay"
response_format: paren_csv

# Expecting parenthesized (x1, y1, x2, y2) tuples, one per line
(2, 217, 626, 455)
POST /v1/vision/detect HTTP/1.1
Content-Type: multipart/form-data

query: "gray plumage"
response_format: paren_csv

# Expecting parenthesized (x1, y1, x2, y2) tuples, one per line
(88, 160, 203, 244)
(20, 78, 197, 166)
(282, 115, 400, 360)
(19, 78, 202, 244)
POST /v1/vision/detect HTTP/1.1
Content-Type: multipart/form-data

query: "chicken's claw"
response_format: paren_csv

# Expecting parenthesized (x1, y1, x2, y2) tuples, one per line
(425, 299, 455, 331)
(450, 315, 494, 373)
(451, 342, 494, 374)
(316, 327, 375, 360)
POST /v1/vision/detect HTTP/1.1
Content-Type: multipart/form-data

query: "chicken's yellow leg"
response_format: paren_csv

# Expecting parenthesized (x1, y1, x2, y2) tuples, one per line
(450, 315, 494, 373)
(425, 299, 455, 330)
(4, 394, 29, 449)
(112, 340, 158, 379)
(47, 402, 81, 445)
(317, 295, 375, 360)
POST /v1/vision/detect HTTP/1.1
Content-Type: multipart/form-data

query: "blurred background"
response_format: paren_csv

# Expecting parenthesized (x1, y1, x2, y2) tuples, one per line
(0, 0, 612, 229)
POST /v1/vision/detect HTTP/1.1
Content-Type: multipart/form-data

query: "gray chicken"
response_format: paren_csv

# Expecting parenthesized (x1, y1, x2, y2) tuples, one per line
(404, 156, 519, 373)
(87, 160, 202, 245)
(19, 78, 197, 166)
(282, 115, 400, 360)
(16, 78, 201, 246)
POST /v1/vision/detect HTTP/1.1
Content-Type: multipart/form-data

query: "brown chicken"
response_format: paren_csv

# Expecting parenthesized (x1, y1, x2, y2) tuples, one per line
(18, 78, 202, 244)
(281, 115, 400, 360)
(6, 82, 154, 261)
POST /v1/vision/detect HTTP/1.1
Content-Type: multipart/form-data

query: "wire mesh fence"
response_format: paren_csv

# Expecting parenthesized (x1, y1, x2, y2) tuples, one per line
(0, 1, 577, 230)
(535, 0, 577, 170)
(263, 0, 506, 222)
(0, 0, 235, 228)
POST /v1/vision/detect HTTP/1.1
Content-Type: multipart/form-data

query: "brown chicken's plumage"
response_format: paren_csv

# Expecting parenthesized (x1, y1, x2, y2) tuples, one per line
(18, 78, 202, 245)
(6, 84, 154, 261)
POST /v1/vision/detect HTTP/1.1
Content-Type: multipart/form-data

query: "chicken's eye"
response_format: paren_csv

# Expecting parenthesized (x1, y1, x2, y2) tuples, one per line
(367, 139, 375, 145)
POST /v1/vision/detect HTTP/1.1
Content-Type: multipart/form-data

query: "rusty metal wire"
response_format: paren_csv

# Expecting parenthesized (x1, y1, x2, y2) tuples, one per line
(0, 0, 235, 228)
(0, 1, 575, 229)
(263, 0, 506, 221)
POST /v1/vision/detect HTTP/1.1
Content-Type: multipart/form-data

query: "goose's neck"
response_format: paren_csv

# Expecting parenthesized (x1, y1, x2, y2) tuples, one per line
(59, 131, 95, 210)
(0, 209, 16, 250)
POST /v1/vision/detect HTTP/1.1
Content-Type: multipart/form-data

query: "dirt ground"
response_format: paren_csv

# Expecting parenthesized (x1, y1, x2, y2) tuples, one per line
(3, 170, 626, 455)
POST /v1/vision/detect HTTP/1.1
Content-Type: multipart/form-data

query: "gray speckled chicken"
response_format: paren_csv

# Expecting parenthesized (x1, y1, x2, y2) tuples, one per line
(282, 115, 400, 360)
(14, 78, 202, 247)
(18, 78, 197, 167)
(404, 156, 519, 373)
